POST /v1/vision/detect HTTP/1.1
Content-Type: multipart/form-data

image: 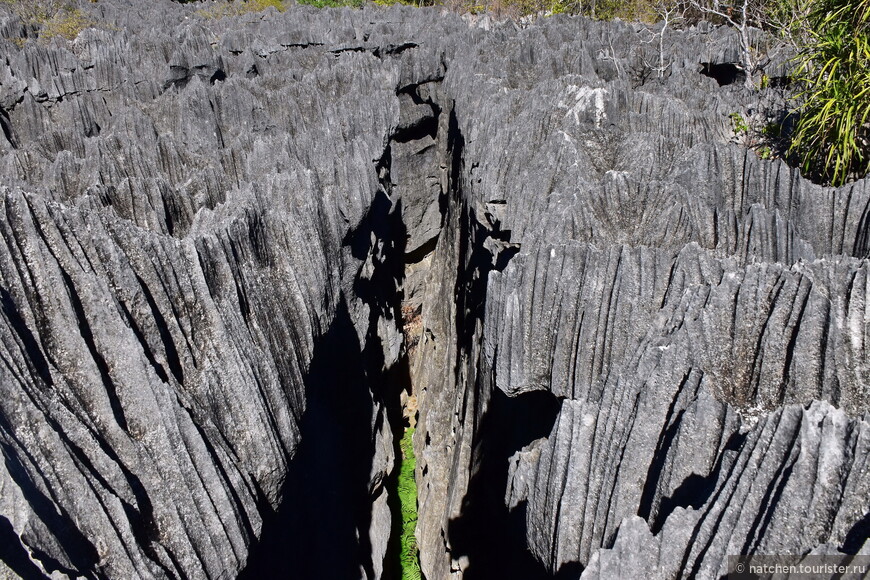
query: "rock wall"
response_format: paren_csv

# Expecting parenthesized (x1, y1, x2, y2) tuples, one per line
(411, 14, 870, 580)
(0, 2, 866, 579)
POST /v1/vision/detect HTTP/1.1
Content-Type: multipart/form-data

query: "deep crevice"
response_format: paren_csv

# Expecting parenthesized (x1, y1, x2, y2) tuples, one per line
(700, 62, 745, 86)
(238, 296, 378, 580)
(655, 429, 747, 534)
(59, 268, 129, 433)
(638, 370, 705, 529)
(447, 389, 562, 580)
(134, 274, 185, 385)
(0, 414, 100, 577)
(0, 288, 54, 388)
(0, 107, 16, 149)
(738, 417, 801, 555)
(242, 136, 412, 578)
(437, 106, 559, 578)
(0, 515, 48, 580)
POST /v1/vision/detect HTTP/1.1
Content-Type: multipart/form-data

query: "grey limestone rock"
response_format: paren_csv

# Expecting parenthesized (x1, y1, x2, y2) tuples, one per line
(0, 1, 866, 579)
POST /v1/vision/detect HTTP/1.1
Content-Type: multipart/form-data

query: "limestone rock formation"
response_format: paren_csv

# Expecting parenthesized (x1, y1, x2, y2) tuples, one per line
(0, 1, 866, 579)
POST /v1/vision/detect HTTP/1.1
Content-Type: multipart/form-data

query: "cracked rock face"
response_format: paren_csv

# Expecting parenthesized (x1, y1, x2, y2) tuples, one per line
(0, 1, 867, 579)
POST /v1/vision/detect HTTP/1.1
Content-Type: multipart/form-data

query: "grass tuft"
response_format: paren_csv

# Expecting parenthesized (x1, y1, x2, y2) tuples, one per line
(790, 0, 870, 185)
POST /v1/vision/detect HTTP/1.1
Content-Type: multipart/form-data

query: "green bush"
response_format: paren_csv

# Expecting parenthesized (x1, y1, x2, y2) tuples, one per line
(0, 0, 62, 24)
(41, 6, 91, 40)
(197, 0, 286, 18)
(764, 0, 814, 50)
(790, 0, 870, 185)
(297, 0, 364, 8)
(730, 112, 750, 135)
(1, 0, 94, 42)
(590, 0, 657, 22)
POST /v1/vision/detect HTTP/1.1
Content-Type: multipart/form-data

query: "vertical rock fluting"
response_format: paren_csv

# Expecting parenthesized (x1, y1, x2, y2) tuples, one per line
(0, 3, 456, 577)
(411, 14, 870, 580)
(0, 2, 867, 579)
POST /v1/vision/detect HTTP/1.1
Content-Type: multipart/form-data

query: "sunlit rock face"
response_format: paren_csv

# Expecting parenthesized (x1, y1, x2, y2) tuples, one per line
(0, 2, 867, 579)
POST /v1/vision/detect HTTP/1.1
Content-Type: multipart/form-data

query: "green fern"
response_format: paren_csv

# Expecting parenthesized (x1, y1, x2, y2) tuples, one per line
(397, 428, 421, 580)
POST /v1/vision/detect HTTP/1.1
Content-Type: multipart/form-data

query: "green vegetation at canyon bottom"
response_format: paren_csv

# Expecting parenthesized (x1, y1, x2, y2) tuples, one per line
(398, 427, 422, 580)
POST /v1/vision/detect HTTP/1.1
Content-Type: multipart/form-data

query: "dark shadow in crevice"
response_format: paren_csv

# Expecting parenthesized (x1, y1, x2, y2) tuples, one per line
(0, 288, 53, 387)
(133, 274, 185, 385)
(163, 67, 191, 92)
(638, 371, 704, 529)
(700, 62, 745, 86)
(842, 511, 870, 554)
(447, 388, 562, 580)
(738, 430, 799, 555)
(638, 407, 686, 523)
(0, 515, 47, 580)
(438, 105, 558, 578)
(554, 561, 585, 580)
(0, 516, 47, 580)
(653, 430, 746, 534)
(0, 107, 16, 149)
(0, 415, 99, 578)
(242, 141, 410, 579)
(238, 296, 376, 580)
(392, 115, 438, 144)
(209, 69, 226, 84)
(405, 235, 439, 266)
(58, 268, 128, 434)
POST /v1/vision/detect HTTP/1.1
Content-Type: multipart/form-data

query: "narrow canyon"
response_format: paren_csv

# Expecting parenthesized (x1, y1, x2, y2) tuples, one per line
(0, 1, 867, 579)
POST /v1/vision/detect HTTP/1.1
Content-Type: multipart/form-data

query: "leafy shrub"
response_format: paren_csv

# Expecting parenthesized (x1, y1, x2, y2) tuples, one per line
(764, 0, 814, 51)
(297, 0, 364, 8)
(1, 0, 94, 42)
(790, 0, 870, 185)
(591, 0, 657, 22)
(197, 0, 286, 18)
(730, 112, 750, 135)
(41, 7, 91, 40)
(0, 0, 63, 24)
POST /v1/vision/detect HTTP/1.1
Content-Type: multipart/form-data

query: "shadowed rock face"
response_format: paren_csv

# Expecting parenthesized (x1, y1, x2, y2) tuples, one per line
(0, 1, 867, 579)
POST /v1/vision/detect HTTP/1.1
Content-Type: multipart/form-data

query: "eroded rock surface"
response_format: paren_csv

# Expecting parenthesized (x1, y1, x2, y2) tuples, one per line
(0, 1, 866, 579)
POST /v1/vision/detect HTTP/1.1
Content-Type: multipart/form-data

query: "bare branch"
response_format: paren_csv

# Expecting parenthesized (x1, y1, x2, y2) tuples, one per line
(689, 0, 759, 87)
(690, 0, 739, 28)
